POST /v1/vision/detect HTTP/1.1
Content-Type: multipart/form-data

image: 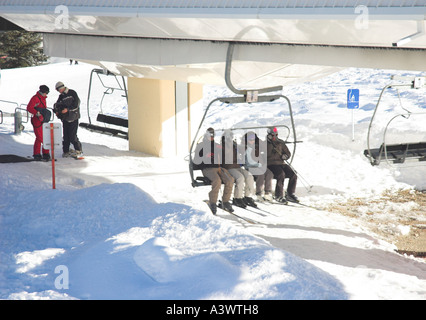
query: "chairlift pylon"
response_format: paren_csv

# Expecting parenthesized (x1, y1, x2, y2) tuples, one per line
(364, 76, 426, 166)
(189, 43, 298, 187)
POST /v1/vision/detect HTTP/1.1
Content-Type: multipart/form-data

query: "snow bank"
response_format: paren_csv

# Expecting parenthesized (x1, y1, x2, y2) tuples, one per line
(0, 179, 346, 300)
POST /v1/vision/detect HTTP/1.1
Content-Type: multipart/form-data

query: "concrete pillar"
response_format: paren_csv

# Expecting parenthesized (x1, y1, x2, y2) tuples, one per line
(127, 77, 203, 157)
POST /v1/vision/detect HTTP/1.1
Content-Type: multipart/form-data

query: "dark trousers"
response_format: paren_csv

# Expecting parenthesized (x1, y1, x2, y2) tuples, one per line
(62, 120, 82, 153)
(267, 164, 297, 198)
(253, 168, 273, 194)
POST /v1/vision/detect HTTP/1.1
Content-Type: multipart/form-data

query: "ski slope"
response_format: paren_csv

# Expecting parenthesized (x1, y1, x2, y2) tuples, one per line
(0, 62, 425, 300)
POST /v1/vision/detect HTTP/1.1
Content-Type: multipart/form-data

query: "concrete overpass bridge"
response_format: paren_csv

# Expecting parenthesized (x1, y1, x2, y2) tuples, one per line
(1, 1, 426, 156)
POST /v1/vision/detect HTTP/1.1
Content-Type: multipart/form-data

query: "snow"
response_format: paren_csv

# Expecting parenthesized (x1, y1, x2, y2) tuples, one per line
(0, 62, 425, 300)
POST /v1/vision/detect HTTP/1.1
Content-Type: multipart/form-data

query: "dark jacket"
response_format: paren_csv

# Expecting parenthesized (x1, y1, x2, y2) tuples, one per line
(221, 137, 241, 170)
(267, 137, 291, 166)
(54, 88, 80, 122)
(194, 137, 223, 169)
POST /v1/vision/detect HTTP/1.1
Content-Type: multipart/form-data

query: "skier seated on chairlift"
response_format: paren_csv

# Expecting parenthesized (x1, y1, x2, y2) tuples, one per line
(221, 129, 257, 209)
(266, 126, 299, 204)
(193, 127, 234, 215)
(241, 131, 274, 203)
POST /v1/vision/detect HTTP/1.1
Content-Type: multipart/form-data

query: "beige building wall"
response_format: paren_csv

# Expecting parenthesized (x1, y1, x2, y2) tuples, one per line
(188, 83, 203, 107)
(128, 77, 203, 157)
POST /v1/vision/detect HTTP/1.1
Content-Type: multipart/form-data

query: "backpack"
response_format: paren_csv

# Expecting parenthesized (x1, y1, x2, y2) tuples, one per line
(35, 107, 51, 123)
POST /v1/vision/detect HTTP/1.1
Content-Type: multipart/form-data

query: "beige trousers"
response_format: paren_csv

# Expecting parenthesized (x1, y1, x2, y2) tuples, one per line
(202, 167, 234, 204)
(227, 167, 255, 199)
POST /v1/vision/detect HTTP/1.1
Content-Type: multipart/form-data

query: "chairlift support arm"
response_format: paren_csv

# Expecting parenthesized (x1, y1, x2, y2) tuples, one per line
(225, 43, 283, 98)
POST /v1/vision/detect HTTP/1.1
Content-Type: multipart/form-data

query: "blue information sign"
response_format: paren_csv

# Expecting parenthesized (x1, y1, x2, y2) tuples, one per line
(347, 89, 359, 109)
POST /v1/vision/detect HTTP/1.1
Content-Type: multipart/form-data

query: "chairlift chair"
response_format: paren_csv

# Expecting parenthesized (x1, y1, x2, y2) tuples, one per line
(189, 43, 299, 187)
(189, 95, 297, 187)
(364, 76, 426, 166)
(79, 68, 129, 139)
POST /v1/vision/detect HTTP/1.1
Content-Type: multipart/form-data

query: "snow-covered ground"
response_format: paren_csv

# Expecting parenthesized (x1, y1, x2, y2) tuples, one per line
(0, 62, 425, 300)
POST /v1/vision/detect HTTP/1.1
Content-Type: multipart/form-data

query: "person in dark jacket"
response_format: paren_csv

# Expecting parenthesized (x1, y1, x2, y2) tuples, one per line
(193, 128, 234, 214)
(221, 130, 256, 208)
(53, 81, 83, 158)
(26, 85, 51, 161)
(266, 127, 299, 203)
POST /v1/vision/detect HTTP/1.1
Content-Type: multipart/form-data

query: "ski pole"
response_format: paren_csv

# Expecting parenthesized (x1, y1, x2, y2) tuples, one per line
(269, 138, 313, 192)
(284, 159, 313, 193)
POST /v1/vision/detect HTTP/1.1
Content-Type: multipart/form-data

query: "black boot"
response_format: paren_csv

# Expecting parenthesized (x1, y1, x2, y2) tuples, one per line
(243, 196, 257, 208)
(208, 202, 217, 215)
(233, 198, 246, 208)
(286, 193, 299, 203)
(223, 201, 234, 213)
(275, 196, 288, 204)
(219, 201, 234, 213)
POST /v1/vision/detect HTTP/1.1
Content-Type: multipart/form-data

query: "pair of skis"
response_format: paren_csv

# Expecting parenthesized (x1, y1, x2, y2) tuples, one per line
(204, 200, 262, 224)
(27, 152, 84, 162)
(27, 156, 56, 162)
(204, 199, 279, 224)
(66, 150, 85, 160)
(260, 198, 320, 210)
(205, 198, 320, 225)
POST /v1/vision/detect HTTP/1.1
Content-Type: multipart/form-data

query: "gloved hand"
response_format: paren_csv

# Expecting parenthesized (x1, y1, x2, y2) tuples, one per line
(36, 111, 44, 122)
(281, 154, 289, 161)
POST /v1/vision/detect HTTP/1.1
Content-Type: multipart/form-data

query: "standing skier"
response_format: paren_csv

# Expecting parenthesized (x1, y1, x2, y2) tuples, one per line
(26, 85, 51, 161)
(266, 127, 299, 203)
(193, 127, 234, 214)
(53, 81, 83, 158)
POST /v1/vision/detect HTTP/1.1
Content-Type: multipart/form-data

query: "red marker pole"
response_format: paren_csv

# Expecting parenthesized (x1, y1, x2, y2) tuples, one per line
(50, 123, 56, 189)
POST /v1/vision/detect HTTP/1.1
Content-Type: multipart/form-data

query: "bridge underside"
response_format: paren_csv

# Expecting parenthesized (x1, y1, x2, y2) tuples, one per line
(44, 34, 426, 88)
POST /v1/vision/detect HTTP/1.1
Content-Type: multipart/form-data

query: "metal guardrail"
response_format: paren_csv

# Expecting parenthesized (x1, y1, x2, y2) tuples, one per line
(0, 100, 28, 134)
(0, 99, 20, 125)
(1, 102, 57, 138)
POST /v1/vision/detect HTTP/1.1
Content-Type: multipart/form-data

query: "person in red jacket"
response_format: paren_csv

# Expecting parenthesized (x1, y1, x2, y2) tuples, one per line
(26, 85, 50, 161)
